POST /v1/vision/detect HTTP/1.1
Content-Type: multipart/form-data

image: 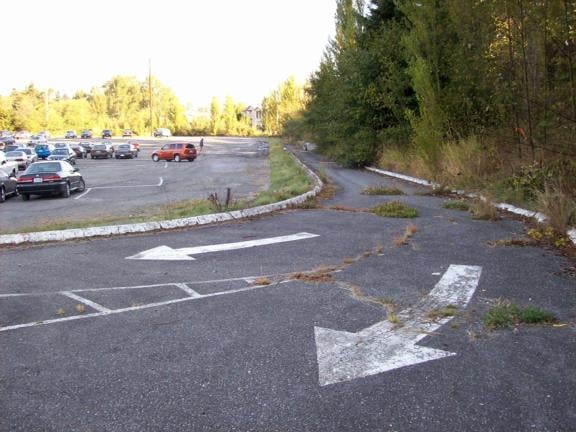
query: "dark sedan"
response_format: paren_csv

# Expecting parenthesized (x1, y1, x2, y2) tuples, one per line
(80, 129, 93, 139)
(102, 129, 113, 139)
(0, 171, 18, 202)
(17, 161, 85, 200)
(90, 143, 114, 159)
(48, 147, 77, 165)
(115, 143, 138, 159)
(70, 143, 88, 159)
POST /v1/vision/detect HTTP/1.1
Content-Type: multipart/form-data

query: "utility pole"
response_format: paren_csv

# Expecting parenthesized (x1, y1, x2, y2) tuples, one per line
(149, 58, 153, 136)
(44, 89, 49, 131)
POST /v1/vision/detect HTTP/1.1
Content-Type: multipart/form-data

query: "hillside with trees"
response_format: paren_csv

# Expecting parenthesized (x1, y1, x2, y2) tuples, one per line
(291, 0, 576, 225)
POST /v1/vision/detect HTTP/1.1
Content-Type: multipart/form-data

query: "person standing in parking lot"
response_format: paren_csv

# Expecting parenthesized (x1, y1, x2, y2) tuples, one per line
(199, 138, 204, 152)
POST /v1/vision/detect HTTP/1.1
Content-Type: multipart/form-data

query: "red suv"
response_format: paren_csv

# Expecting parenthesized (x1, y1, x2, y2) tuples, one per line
(151, 142, 197, 162)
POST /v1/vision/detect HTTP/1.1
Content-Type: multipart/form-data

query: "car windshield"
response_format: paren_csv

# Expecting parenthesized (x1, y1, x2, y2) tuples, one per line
(118, 144, 130, 150)
(22, 149, 32, 155)
(54, 143, 67, 148)
(26, 163, 61, 174)
(6, 151, 25, 157)
(93, 144, 106, 150)
(36, 145, 48, 149)
(52, 149, 68, 155)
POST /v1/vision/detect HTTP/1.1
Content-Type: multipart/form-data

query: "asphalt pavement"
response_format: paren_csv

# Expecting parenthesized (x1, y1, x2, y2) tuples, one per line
(0, 137, 269, 233)
(0, 148, 574, 431)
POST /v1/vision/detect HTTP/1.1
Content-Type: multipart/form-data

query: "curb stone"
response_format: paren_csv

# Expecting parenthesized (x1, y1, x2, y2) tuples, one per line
(365, 166, 576, 246)
(0, 147, 323, 246)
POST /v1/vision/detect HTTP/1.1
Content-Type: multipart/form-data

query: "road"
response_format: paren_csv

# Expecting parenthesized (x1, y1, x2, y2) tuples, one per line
(1, 149, 574, 431)
(1, 137, 269, 233)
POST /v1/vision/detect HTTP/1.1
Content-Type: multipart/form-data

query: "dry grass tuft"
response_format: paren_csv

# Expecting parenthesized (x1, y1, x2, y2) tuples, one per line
(361, 185, 405, 196)
(291, 265, 336, 283)
(536, 184, 576, 233)
(252, 276, 271, 286)
(470, 197, 499, 220)
(56, 308, 65, 316)
(488, 238, 538, 247)
(75, 304, 86, 314)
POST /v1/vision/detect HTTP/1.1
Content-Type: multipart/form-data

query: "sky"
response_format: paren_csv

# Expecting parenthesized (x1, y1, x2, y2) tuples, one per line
(0, 0, 336, 108)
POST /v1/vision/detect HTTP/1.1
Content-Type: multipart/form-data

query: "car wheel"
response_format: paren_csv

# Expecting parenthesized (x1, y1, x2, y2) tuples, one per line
(174, 154, 181, 162)
(152, 154, 159, 162)
(62, 182, 71, 198)
(21, 193, 30, 201)
(77, 178, 86, 192)
(0, 186, 5, 203)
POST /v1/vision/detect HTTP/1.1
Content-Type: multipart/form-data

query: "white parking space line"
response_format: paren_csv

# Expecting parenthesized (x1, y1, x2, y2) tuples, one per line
(158, 176, 164, 186)
(74, 188, 92, 200)
(61, 291, 111, 313)
(164, 161, 168, 169)
(0, 279, 298, 333)
(174, 283, 202, 298)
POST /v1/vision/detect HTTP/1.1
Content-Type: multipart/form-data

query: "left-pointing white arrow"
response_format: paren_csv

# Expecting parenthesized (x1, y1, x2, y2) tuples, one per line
(315, 264, 482, 386)
(126, 232, 320, 261)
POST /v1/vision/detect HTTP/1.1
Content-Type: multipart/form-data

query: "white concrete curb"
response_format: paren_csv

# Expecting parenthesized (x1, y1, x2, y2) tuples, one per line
(366, 166, 576, 245)
(0, 148, 323, 246)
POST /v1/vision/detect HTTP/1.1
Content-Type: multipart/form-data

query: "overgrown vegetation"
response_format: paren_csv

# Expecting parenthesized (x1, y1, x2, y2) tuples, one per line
(361, 185, 404, 195)
(443, 200, 470, 211)
(483, 300, 557, 329)
(279, 0, 576, 224)
(372, 201, 418, 218)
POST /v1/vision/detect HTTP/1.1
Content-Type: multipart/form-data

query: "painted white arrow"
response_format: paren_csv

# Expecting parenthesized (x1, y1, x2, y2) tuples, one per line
(126, 232, 320, 261)
(315, 264, 482, 386)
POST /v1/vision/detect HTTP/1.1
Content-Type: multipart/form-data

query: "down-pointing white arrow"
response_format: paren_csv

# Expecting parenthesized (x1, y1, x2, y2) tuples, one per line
(126, 232, 320, 261)
(315, 264, 482, 386)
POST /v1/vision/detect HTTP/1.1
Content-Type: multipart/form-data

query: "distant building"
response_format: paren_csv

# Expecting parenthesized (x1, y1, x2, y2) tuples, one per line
(241, 106, 263, 130)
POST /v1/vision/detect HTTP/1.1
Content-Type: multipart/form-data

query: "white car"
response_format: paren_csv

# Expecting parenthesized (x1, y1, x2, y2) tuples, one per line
(5, 150, 30, 170)
(27, 135, 47, 147)
(0, 151, 19, 176)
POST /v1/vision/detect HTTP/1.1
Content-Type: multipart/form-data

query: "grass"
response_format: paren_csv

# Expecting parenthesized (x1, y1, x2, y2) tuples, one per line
(443, 200, 470, 211)
(361, 185, 404, 196)
(483, 300, 557, 329)
(427, 304, 458, 320)
(393, 223, 420, 246)
(372, 201, 418, 218)
(470, 197, 499, 220)
(252, 276, 271, 286)
(536, 184, 576, 233)
(1, 139, 314, 235)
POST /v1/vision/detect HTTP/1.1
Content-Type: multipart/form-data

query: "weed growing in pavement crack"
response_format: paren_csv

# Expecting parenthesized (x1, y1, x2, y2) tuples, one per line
(361, 185, 405, 196)
(372, 202, 418, 218)
(483, 299, 557, 329)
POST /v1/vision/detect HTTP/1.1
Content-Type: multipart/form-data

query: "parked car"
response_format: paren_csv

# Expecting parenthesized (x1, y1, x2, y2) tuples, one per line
(37, 130, 51, 139)
(48, 147, 77, 165)
(17, 161, 85, 199)
(14, 130, 31, 140)
(79, 141, 93, 153)
(0, 130, 13, 138)
(35, 143, 55, 160)
(90, 143, 114, 159)
(0, 136, 16, 147)
(122, 129, 133, 137)
(153, 128, 171, 138)
(0, 171, 18, 202)
(27, 134, 47, 147)
(151, 142, 197, 162)
(70, 143, 88, 159)
(80, 129, 93, 139)
(115, 143, 138, 159)
(5, 150, 30, 170)
(102, 129, 113, 139)
(4, 144, 21, 153)
(20, 147, 38, 164)
(0, 151, 19, 176)
(65, 130, 77, 139)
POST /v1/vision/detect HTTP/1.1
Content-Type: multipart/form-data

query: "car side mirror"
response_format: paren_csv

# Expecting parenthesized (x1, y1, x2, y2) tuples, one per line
(73, 168, 79, 172)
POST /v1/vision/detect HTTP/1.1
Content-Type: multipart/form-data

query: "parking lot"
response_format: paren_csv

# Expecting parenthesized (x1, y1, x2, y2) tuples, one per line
(0, 137, 270, 233)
